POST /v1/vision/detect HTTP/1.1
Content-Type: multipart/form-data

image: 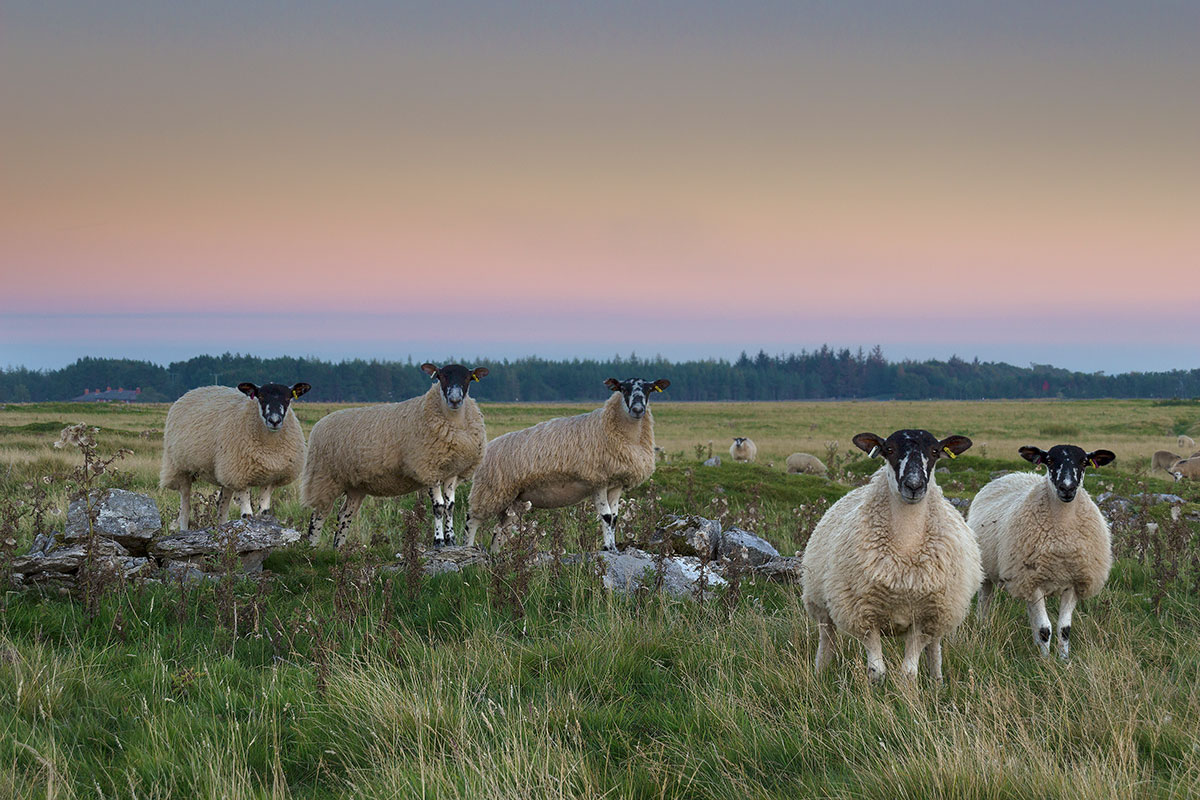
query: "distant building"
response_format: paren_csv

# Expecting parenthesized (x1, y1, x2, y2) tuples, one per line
(71, 387, 142, 403)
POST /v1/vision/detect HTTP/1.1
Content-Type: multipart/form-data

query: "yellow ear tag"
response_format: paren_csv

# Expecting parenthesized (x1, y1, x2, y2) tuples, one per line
(472, 375, 479, 382)
(291, 389, 299, 399)
(654, 385, 662, 392)
(943, 446, 957, 459)
(1088, 458, 1097, 468)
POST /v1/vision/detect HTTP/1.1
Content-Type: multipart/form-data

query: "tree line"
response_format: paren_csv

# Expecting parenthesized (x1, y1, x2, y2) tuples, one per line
(1, 347, 1198, 403)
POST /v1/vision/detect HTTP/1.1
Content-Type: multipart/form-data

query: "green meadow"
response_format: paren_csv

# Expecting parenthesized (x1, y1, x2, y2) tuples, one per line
(2, 398, 1199, 798)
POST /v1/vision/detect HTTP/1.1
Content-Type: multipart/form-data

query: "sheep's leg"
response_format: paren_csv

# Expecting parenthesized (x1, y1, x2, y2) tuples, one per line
(863, 629, 886, 683)
(443, 476, 460, 546)
(216, 488, 233, 525)
(1056, 587, 1077, 660)
(429, 484, 447, 547)
(1026, 592, 1053, 657)
(808, 603, 837, 675)
(307, 509, 327, 546)
(606, 486, 624, 545)
(258, 485, 274, 516)
(977, 579, 994, 620)
(177, 478, 192, 531)
(923, 638, 943, 682)
(901, 627, 929, 679)
(465, 514, 480, 548)
(594, 488, 617, 552)
(235, 489, 253, 518)
(333, 491, 366, 549)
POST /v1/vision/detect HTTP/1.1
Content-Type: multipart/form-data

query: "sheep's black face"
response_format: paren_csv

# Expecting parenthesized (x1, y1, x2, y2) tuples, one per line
(1020, 444, 1115, 503)
(238, 382, 310, 431)
(605, 377, 670, 420)
(733, 437, 747, 446)
(422, 363, 488, 410)
(854, 429, 972, 504)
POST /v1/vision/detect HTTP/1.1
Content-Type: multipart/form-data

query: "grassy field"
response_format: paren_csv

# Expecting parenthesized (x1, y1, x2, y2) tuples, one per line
(2, 398, 1200, 798)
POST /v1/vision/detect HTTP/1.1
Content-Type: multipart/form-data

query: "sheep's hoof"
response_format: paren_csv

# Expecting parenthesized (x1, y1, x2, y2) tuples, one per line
(444, 535, 456, 547)
(601, 544, 618, 553)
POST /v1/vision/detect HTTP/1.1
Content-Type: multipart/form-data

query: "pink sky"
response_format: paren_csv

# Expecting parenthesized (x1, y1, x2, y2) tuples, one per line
(2, 3, 1198, 371)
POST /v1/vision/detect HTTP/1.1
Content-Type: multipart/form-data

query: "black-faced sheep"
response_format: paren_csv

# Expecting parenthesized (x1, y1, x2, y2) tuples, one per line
(160, 382, 311, 530)
(968, 445, 1115, 659)
(466, 377, 669, 551)
(785, 452, 826, 475)
(801, 429, 980, 682)
(730, 437, 757, 463)
(300, 364, 488, 548)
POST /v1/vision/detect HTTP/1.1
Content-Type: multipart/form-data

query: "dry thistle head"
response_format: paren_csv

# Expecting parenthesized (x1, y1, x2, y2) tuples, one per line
(54, 423, 96, 450)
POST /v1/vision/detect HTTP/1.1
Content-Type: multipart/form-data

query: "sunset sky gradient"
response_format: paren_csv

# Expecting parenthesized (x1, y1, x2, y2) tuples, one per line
(3, 2, 1197, 372)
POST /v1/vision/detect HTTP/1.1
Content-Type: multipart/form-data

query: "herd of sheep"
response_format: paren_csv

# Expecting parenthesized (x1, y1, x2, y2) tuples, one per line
(159, 364, 1179, 682)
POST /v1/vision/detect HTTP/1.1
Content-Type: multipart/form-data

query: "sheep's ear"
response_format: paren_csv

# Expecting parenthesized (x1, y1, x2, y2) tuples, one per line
(605, 378, 622, 391)
(471, 367, 489, 382)
(237, 383, 258, 398)
(291, 383, 311, 399)
(1019, 446, 1047, 465)
(852, 433, 885, 457)
(1086, 449, 1116, 468)
(938, 435, 972, 458)
(421, 363, 439, 379)
(651, 379, 670, 392)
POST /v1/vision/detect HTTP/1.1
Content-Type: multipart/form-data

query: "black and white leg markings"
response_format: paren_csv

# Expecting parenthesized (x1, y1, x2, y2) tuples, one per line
(593, 487, 618, 551)
(444, 477, 459, 547)
(430, 485, 447, 546)
(307, 512, 326, 546)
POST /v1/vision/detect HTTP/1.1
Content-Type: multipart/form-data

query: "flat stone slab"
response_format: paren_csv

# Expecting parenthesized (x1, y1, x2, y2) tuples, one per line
(718, 527, 779, 566)
(64, 489, 160, 554)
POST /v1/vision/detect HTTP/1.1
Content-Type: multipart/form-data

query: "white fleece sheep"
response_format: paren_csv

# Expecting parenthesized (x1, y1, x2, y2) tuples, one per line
(300, 363, 488, 548)
(1169, 456, 1200, 482)
(968, 444, 1115, 658)
(160, 382, 310, 530)
(801, 429, 980, 682)
(786, 452, 827, 475)
(1178, 434, 1195, 450)
(466, 377, 669, 551)
(729, 437, 757, 463)
(1151, 450, 1182, 473)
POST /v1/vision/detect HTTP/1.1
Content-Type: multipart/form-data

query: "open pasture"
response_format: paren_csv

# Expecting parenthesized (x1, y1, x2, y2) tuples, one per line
(2, 398, 1200, 798)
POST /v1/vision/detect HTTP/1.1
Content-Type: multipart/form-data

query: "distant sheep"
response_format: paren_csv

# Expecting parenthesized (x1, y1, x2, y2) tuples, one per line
(729, 437, 757, 462)
(1177, 434, 1195, 449)
(801, 429, 980, 682)
(786, 452, 826, 475)
(969, 445, 1115, 659)
(467, 377, 669, 551)
(300, 364, 488, 547)
(160, 382, 310, 530)
(1169, 456, 1200, 482)
(1151, 450, 1181, 473)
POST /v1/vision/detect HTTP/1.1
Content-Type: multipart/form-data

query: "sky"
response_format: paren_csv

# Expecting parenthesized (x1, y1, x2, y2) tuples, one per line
(2, 2, 1198, 374)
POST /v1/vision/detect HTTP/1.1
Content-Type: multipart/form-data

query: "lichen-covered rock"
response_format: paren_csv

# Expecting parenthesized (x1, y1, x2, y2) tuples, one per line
(64, 489, 160, 554)
(13, 536, 129, 574)
(150, 515, 300, 573)
(718, 527, 779, 566)
(649, 515, 721, 559)
(597, 547, 726, 598)
(752, 556, 803, 583)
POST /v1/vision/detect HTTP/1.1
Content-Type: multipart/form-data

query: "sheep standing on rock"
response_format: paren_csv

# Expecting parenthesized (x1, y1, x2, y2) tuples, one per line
(300, 364, 488, 548)
(786, 452, 826, 475)
(730, 437, 757, 463)
(802, 429, 980, 682)
(968, 445, 1115, 659)
(1152, 450, 1182, 473)
(466, 377, 669, 551)
(160, 382, 311, 530)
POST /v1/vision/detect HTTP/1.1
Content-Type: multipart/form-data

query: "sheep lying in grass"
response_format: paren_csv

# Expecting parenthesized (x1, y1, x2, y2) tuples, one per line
(730, 437, 757, 463)
(466, 377, 669, 551)
(160, 382, 311, 530)
(801, 429, 980, 682)
(1169, 456, 1200, 482)
(968, 444, 1115, 658)
(300, 364, 488, 548)
(1152, 450, 1182, 473)
(786, 452, 826, 475)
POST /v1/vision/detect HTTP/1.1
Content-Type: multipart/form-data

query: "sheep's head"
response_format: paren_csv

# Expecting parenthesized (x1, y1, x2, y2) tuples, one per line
(1020, 444, 1115, 502)
(238, 382, 310, 431)
(423, 363, 488, 410)
(605, 378, 670, 420)
(854, 429, 972, 504)
(733, 437, 747, 446)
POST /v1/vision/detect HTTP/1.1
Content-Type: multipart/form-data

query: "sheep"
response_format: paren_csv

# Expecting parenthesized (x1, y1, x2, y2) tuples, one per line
(801, 429, 980, 682)
(1169, 456, 1200, 482)
(1178, 434, 1195, 449)
(786, 452, 827, 475)
(160, 382, 311, 530)
(466, 377, 669, 551)
(1151, 450, 1182, 473)
(968, 444, 1116, 659)
(729, 437, 757, 463)
(300, 363, 488, 548)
